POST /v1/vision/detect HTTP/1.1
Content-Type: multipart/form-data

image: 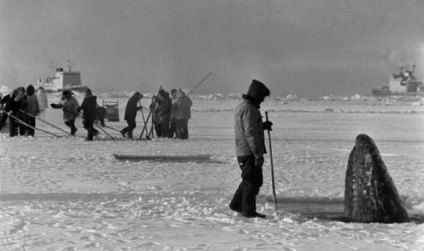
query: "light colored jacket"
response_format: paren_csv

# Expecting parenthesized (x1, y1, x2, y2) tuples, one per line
(60, 96, 79, 122)
(170, 93, 177, 122)
(36, 93, 48, 111)
(234, 99, 265, 158)
(173, 89, 192, 120)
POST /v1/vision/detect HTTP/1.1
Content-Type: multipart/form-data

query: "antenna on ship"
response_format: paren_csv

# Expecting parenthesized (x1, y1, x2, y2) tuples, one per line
(50, 61, 54, 79)
(67, 60, 73, 72)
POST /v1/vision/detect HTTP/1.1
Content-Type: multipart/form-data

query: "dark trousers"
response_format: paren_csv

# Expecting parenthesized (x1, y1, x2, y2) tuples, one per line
(122, 119, 136, 139)
(65, 120, 77, 135)
(160, 119, 170, 138)
(175, 119, 189, 139)
(0, 112, 8, 131)
(25, 115, 36, 136)
(96, 107, 106, 127)
(230, 155, 263, 215)
(9, 115, 26, 137)
(154, 123, 162, 138)
(83, 119, 98, 141)
(168, 121, 176, 138)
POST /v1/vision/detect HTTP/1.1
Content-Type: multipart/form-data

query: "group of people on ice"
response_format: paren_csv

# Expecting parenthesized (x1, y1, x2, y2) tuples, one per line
(120, 88, 192, 140)
(0, 86, 192, 141)
(1, 78, 273, 219)
(0, 85, 48, 137)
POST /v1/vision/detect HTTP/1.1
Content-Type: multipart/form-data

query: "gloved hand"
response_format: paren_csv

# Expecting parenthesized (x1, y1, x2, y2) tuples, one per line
(50, 103, 58, 108)
(263, 121, 273, 131)
(255, 156, 264, 167)
(137, 106, 143, 111)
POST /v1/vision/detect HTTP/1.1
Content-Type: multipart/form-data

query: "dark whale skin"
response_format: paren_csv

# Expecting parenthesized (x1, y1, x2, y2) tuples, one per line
(344, 134, 410, 223)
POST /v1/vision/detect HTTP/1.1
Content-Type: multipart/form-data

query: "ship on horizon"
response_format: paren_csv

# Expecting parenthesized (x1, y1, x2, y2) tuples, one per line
(37, 60, 88, 93)
(372, 65, 424, 96)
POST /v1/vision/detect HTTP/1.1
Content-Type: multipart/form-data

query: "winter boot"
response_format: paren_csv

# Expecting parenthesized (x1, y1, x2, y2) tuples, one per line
(242, 197, 266, 218)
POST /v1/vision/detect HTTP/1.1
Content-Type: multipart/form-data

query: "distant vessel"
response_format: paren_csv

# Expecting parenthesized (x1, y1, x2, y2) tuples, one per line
(37, 61, 88, 93)
(372, 65, 424, 96)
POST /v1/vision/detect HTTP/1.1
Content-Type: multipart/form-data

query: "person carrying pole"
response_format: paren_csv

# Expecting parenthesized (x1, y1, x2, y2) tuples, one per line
(76, 88, 99, 141)
(229, 79, 273, 218)
(51, 90, 79, 136)
(3, 87, 27, 137)
(21, 110, 71, 136)
(139, 86, 162, 140)
(120, 91, 143, 139)
(173, 89, 192, 140)
(2, 110, 61, 138)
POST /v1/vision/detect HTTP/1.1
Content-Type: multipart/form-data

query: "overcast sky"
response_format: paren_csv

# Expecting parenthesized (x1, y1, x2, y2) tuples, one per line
(1, 0, 424, 97)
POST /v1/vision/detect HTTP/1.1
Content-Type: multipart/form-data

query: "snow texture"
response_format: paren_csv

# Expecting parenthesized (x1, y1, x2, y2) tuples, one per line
(1, 96, 423, 250)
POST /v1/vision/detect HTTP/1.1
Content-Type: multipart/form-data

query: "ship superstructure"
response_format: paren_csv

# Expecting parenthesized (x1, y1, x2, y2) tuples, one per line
(37, 61, 87, 92)
(372, 65, 424, 96)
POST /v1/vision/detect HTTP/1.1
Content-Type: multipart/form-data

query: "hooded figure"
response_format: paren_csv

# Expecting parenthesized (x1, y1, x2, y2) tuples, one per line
(168, 88, 178, 138)
(155, 89, 172, 138)
(24, 85, 40, 136)
(3, 87, 27, 137)
(229, 79, 272, 218)
(173, 89, 192, 139)
(36, 87, 48, 120)
(120, 91, 143, 139)
(51, 90, 79, 135)
(77, 88, 99, 141)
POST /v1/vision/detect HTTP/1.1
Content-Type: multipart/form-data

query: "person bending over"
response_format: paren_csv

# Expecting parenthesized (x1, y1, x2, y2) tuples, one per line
(120, 91, 143, 139)
(77, 88, 99, 141)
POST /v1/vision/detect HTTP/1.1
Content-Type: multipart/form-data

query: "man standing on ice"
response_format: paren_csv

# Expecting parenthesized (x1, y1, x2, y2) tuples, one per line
(229, 79, 272, 218)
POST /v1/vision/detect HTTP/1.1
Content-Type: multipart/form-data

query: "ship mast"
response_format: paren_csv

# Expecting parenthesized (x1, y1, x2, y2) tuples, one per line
(67, 60, 73, 72)
(50, 61, 54, 79)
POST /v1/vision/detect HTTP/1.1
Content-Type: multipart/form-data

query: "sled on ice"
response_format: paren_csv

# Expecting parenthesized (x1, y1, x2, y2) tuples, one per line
(102, 99, 120, 122)
(113, 154, 210, 161)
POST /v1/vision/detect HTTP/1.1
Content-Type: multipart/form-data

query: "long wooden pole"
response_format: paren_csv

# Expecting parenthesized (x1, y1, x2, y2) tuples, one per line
(93, 120, 116, 140)
(21, 110, 71, 135)
(139, 85, 162, 140)
(3, 111, 61, 138)
(61, 107, 115, 140)
(265, 111, 278, 217)
(186, 72, 212, 96)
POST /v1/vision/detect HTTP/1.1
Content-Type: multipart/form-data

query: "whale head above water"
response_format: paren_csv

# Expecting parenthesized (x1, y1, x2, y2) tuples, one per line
(344, 134, 410, 223)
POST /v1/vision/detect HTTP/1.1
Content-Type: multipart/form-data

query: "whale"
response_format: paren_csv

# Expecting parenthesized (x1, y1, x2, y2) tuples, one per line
(344, 134, 410, 223)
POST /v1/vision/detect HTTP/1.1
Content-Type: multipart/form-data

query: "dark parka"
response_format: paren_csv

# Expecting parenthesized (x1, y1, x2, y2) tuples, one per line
(77, 95, 98, 122)
(124, 92, 143, 121)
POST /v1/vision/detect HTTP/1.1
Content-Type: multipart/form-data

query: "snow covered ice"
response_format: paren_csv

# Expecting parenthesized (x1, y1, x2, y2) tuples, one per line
(1, 95, 424, 250)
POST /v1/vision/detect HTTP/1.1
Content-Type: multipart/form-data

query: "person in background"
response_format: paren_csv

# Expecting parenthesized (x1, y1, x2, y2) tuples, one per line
(0, 92, 11, 131)
(36, 87, 48, 120)
(3, 87, 26, 137)
(96, 105, 107, 127)
(150, 95, 162, 137)
(77, 88, 99, 141)
(155, 89, 172, 138)
(120, 91, 143, 139)
(173, 89, 192, 139)
(168, 89, 177, 138)
(229, 79, 272, 218)
(50, 90, 79, 135)
(24, 85, 40, 136)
